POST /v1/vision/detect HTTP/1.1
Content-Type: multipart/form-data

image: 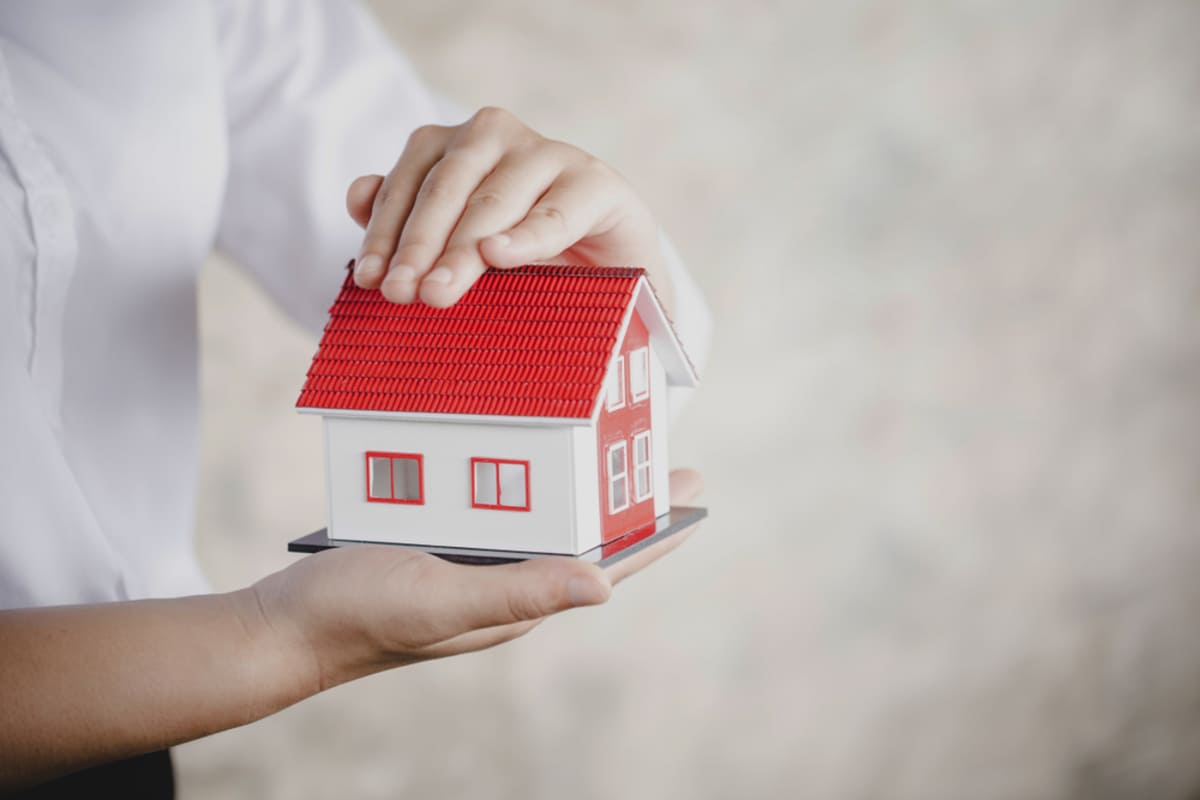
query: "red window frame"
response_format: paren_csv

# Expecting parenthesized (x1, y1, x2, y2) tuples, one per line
(470, 457, 531, 512)
(365, 451, 425, 505)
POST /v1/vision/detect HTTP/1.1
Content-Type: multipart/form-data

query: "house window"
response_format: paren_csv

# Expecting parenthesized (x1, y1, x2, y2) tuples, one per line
(471, 458, 531, 511)
(606, 441, 629, 514)
(629, 347, 650, 403)
(632, 431, 653, 502)
(366, 452, 424, 504)
(606, 354, 625, 411)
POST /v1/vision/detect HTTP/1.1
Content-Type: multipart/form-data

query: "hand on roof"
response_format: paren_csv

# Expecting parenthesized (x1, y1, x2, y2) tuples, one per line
(346, 106, 672, 310)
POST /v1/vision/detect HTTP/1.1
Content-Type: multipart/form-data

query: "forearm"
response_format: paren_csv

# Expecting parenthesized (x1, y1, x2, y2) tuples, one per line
(0, 509, 633, 790)
(0, 588, 316, 790)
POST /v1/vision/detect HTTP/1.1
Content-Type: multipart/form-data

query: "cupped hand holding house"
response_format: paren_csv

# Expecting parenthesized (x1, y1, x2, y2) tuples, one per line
(254, 467, 704, 691)
(0, 471, 702, 790)
(346, 106, 671, 312)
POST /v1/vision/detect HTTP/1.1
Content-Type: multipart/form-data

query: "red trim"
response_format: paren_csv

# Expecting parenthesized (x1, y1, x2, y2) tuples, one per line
(365, 451, 425, 505)
(600, 519, 658, 560)
(470, 457, 531, 512)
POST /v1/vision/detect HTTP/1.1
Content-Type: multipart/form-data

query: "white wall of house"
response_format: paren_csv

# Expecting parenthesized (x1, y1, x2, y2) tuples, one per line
(570, 425, 601, 554)
(650, 353, 671, 519)
(324, 415, 581, 554)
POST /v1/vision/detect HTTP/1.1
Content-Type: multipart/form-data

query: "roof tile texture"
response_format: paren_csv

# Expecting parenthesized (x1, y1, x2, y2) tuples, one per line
(296, 265, 644, 418)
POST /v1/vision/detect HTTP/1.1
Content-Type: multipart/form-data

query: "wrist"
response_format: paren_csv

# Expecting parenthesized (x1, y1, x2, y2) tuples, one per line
(229, 585, 323, 712)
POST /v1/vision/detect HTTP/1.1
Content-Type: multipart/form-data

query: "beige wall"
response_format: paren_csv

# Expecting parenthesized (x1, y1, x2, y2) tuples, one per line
(179, 2, 1200, 798)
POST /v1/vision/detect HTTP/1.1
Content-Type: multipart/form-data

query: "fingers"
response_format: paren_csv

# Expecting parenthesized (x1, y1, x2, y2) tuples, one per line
(667, 467, 705, 505)
(354, 124, 449, 290)
(346, 174, 384, 229)
(352, 467, 703, 663)
(349, 108, 658, 310)
(456, 557, 611, 629)
(375, 109, 519, 304)
(390, 469, 701, 643)
(416, 155, 560, 308)
(605, 468, 706, 586)
(396, 554, 611, 645)
(380, 146, 504, 304)
(478, 166, 624, 271)
(415, 618, 543, 660)
(606, 528, 698, 587)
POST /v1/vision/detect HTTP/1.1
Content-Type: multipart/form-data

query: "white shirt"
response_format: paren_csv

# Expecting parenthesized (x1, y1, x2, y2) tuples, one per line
(0, 1, 710, 608)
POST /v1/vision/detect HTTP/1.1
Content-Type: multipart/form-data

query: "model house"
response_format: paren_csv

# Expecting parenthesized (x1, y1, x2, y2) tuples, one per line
(295, 264, 699, 557)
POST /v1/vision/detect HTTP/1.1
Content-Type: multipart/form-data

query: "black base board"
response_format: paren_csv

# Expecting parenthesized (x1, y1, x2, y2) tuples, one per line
(288, 506, 708, 567)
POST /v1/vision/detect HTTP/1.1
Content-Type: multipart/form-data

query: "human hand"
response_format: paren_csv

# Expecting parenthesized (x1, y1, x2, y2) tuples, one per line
(345, 106, 671, 310)
(606, 467, 704, 586)
(250, 469, 704, 692)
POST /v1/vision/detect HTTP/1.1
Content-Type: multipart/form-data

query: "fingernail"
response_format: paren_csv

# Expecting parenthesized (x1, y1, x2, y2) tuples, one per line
(390, 264, 416, 282)
(488, 233, 511, 248)
(424, 267, 453, 285)
(356, 254, 383, 279)
(566, 575, 610, 607)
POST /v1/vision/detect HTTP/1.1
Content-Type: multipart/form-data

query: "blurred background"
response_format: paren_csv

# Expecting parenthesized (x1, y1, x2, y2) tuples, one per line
(177, 1, 1200, 797)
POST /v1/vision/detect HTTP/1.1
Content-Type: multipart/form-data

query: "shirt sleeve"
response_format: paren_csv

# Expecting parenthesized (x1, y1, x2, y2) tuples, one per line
(660, 231, 713, 416)
(212, 0, 456, 333)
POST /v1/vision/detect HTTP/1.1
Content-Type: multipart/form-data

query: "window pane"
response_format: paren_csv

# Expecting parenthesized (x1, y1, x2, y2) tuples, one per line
(498, 462, 527, 508)
(636, 466, 651, 500)
(612, 474, 627, 510)
(607, 355, 625, 409)
(609, 444, 625, 476)
(635, 434, 649, 462)
(369, 456, 392, 499)
(392, 457, 421, 501)
(474, 461, 497, 505)
(630, 348, 649, 400)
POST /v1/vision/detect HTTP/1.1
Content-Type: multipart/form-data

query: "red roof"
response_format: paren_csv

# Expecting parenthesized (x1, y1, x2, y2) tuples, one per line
(296, 265, 648, 418)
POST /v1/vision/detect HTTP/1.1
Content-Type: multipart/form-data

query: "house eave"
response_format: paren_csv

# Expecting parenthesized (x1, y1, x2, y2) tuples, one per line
(296, 406, 596, 427)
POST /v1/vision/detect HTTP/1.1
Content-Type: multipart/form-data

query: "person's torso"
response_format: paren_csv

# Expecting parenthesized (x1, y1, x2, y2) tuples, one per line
(0, 2, 227, 605)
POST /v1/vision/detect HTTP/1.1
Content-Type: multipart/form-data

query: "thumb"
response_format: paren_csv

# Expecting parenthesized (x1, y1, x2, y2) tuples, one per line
(444, 557, 612, 632)
(668, 467, 704, 505)
(346, 174, 384, 229)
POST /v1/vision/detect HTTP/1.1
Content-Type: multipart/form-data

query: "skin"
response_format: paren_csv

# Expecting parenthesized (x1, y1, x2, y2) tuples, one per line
(0, 469, 703, 791)
(347, 106, 674, 312)
(0, 109, 702, 791)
